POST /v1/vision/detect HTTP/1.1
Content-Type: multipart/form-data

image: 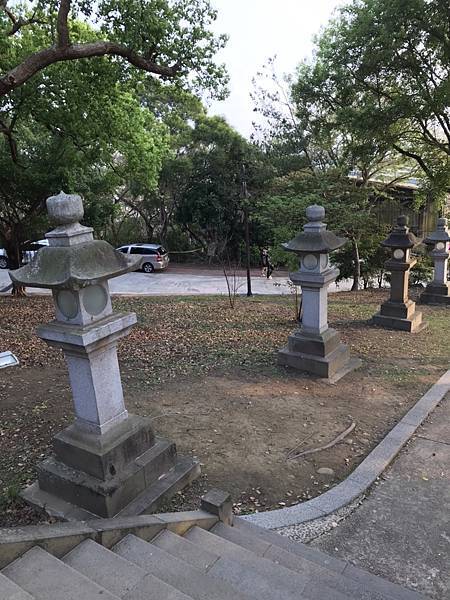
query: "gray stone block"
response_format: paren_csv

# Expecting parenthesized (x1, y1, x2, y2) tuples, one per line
(233, 518, 347, 573)
(212, 521, 271, 556)
(0, 573, 34, 600)
(37, 454, 147, 518)
(201, 488, 233, 525)
(113, 533, 248, 600)
(53, 414, 155, 480)
(287, 328, 341, 357)
(152, 529, 219, 571)
(278, 341, 350, 379)
(305, 480, 363, 514)
(242, 498, 326, 529)
(64, 538, 146, 597)
(122, 574, 193, 600)
(186, 525, 347, 600)
(3, 546, 119, 600)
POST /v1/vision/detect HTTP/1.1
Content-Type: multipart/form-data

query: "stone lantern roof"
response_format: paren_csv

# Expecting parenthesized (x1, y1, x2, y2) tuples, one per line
(381, 215, 420, 249)
(423, 217, 450, 245)
(282, 205, 346, 254)
(10, 192, 140, 289)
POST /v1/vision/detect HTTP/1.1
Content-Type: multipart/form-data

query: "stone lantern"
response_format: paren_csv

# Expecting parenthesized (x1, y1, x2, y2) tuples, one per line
(10, 192, 199, 519)
(278, 205, 361, 382)
(419, 217, 450, 305)
(372, 215, 426, 332)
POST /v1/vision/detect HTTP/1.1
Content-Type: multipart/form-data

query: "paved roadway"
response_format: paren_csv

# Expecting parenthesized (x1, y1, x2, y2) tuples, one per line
(0, 266, 352, 296)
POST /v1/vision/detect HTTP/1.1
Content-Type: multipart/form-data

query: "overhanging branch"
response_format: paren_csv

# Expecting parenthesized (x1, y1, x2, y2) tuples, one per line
(0, 42, 181, 97)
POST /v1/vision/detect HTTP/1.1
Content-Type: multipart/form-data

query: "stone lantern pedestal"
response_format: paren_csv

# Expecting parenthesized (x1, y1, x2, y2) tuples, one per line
(372, 215, 426, 332)
(419, 217, 450, 305)
(278, 205, 361, 382)
(11, 192, 199, 520)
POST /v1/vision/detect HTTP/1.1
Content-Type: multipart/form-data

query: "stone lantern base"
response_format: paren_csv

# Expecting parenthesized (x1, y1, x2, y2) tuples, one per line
(419, 282, 450, 305)
(21, 415, 200, 521)
(372, 299, 426, 332)
(278, 328, 361, 383)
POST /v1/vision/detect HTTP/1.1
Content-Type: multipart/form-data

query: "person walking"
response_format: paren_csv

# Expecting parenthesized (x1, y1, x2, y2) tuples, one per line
(261, 247, 274, 279)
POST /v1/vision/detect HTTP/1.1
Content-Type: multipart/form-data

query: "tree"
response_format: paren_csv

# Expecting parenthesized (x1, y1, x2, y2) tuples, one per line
(175, 115, 269, 262)
(0, 0, 227, 99)
(0, 25, 170, 293)
(294, 0, 450, 199)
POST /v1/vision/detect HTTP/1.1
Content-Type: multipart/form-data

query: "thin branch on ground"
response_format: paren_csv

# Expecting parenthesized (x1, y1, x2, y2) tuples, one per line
(288, 422, 356, 460)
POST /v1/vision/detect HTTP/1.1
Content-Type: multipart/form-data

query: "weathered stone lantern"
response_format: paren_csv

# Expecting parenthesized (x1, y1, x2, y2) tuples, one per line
(278, 205, 360, 382)
(372, 215, 425, 332)
(419, 217, 450, 305)
(11, 192, 199, 519)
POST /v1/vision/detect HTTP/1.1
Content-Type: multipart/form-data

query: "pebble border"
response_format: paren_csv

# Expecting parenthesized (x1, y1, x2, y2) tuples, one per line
(242, 369, 450, 530)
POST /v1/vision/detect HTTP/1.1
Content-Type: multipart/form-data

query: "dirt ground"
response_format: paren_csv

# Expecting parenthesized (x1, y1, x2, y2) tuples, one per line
(0, 290, 448, 526)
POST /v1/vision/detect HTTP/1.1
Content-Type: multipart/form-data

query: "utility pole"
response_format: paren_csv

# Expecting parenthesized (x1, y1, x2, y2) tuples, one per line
(242, 165, 253, 297)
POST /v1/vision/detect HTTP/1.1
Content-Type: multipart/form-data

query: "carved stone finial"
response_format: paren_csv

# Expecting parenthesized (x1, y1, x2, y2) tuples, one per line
(47, 191, 84, 226)
(397, 215, 408, 228)
(437, 217, 447, 229)
(306, 205, 326, 223)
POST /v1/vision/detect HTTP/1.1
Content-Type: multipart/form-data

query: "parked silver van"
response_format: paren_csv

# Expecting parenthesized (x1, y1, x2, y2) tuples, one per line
(117, 244, 169, 273)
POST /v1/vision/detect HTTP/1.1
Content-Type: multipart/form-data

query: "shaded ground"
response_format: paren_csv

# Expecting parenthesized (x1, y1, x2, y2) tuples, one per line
(0, 290, 448, 526)
(312, 392, 450, 600)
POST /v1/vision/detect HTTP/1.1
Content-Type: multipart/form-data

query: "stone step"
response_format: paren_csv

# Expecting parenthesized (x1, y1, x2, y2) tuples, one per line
(212, 522, 386, 600)
(152, 529, 311, 600)
(64, 539, 191, 600)
(113, 533, 250, 600)
(184, 525, 352, 600)
(232, 519, 426, 600)
(2, 546, 119, 600)
(0, 572, 34, 600)
(152, 529, 218, 571)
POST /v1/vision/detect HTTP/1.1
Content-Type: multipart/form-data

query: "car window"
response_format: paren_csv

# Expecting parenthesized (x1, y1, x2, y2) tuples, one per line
(157, 247, 167, 255)
(130, 247, 155, 255)
(118, 247, 129, 253)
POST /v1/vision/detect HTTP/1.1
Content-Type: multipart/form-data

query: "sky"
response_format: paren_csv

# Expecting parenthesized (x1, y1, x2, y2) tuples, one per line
(208, 0, 345, 139)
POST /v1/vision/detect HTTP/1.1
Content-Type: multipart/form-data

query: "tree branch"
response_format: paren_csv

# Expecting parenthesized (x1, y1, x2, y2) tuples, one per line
(57, 0, 70, 47)
(0, 42, 181, 97)
(392, 144, 433, 179)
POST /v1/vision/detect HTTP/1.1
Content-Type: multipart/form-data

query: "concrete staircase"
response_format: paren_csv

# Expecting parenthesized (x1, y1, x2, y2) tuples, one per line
(0, 515, 425, 600)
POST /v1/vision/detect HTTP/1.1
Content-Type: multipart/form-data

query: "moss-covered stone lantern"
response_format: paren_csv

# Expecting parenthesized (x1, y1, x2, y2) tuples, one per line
(278, 205, 361, 382)
(419, 217, 450, 305)
(372, 215, 426, 332)
(11, 192, 199, 519)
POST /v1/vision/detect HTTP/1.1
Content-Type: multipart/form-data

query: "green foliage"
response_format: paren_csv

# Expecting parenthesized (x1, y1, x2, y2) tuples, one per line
(0, 1, 228, 98)
(0, 22, 170, 263)
(292, 0, 450, 199)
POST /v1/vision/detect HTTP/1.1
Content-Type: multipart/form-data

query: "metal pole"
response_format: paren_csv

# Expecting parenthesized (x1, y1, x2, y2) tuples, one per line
(241, 166, 252, 297)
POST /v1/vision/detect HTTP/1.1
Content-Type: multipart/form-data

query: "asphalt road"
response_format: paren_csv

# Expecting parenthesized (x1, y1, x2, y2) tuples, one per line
(0, 267, 352, 297)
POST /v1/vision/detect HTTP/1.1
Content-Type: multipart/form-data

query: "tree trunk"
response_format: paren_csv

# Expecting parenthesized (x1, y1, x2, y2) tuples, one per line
(351, 237, 360, 292)
(3, 235, 26, 297)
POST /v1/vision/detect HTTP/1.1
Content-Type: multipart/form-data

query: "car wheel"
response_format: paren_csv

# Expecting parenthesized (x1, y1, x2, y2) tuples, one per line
(142, 262, 154, 273)
(0, 257, 8, 269)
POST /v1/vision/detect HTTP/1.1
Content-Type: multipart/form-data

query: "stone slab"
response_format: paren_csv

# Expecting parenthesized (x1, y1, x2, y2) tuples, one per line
(152, 529, 218, 571)
(113, 533, 249, 600)
(53, 415, 156, 480)
(37, 455, 148, 518)
(3, 546, 118, 600)
(371, 311, 426, 333)
(278, 341, 351, 378)
(64, 538, 146, 597)
(0, 572, 34, 599)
